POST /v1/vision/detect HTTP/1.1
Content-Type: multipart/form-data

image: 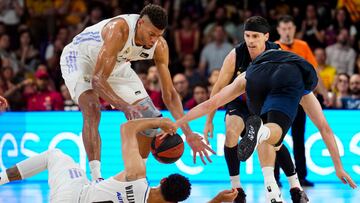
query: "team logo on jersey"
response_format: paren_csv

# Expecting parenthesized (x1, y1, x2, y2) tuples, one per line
(140, 52, 149, 58)
(135, 90, 141, 95)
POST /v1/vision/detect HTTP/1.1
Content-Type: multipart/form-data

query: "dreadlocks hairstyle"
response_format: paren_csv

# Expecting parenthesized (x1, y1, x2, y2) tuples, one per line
(140, 4, 168, 30)
(160, 174, 191, 202)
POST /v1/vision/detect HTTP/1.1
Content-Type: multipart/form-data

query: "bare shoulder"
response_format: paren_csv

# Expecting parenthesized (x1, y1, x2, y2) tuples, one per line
(102, 17, 129, 41)
(154, 37, 169, 62)
(155, 37, 169, 53)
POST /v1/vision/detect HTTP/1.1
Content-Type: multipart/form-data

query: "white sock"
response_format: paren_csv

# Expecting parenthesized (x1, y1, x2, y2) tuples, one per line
(230, 175, 241, 188)
(0, 171, 9, 185)
(287, 173, 303, 190)
(143, 158, 148, 164)
(259, 125, 271, 144)
(89, 160, 102, 180)
(262, 167, 283, 202)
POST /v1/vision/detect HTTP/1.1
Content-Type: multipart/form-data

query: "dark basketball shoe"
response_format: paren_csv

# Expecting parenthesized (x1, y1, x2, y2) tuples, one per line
(234, 188, 246, 203)
(290, 188, 309, 203)
(237, 115, 263, 161)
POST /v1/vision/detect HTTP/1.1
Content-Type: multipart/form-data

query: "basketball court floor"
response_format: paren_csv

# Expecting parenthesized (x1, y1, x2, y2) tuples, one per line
(1, 181, 358, 202)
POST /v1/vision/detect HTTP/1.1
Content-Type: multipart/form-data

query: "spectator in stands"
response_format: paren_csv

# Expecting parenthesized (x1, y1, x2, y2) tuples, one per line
(199, 24, 232, 76)
(314, 47, 337, 91)
(181, 54, 205, 87)
(326, 7, 357, 46)
(0, 0, 24, 49)
(332, 73, 351, 108)
(15, 30, 39, 72)
(174, 15, 200, 58)
(55, 0, 87, 27)
(173, 73, 192, 106)
(185, 83, 209, 110)
(326, 28, 357, 75)
(60, 83, 79, 111)
(340, 74, 360, 109)
(297, 4, 326, 49)
(26, 69, 63, 111)
(147, 65, 161, 92)
(142, 67, 164, 110)
(0, 33, 19, 73)
(1, 66, 31, 110)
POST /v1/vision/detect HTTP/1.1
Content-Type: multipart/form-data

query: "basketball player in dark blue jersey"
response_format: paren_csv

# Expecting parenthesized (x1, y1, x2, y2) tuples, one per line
(203, 16, 308, 202)
(175, 48, 357, 202)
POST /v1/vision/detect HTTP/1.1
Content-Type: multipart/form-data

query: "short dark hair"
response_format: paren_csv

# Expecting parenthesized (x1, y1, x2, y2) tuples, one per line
(140, 4, 168, 30)
(160, 174, 191, 202)
(277, 15, 295, 26)
(244, 16, 270, 33)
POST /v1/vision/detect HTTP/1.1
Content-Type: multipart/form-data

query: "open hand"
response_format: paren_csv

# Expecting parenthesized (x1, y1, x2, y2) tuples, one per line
(336, 168, 357, 189)
(186, 132, 216, 164)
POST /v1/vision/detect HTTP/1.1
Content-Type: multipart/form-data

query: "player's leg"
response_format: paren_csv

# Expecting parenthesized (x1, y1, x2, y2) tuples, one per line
(78, 90, 102, 180)
(60, 46, 102, 180)
(46, 149, 89, 202)
(223, 100, 249, 203)
(0, 150, 53, 185)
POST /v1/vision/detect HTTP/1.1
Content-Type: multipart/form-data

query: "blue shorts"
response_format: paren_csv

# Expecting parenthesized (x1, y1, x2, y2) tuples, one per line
(245, 62, 309, 122)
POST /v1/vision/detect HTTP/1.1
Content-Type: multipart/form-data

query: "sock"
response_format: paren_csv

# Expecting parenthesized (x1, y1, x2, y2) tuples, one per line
(89, 160, 102, 180)
(224, 145, 241, 188)
(287, 174, 303, 190)
(262, 166, 283, 201)
(143, 158, 148, 164)
(276, 145, 296, 176)
(230, 175, 241, 188)
(259, 125, 271, 143)
(0, 171, 9, 185)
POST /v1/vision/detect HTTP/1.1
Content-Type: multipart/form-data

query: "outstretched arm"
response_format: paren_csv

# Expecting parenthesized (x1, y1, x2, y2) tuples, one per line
(114, 118, 176, 181)
(154, 38, 215, 164)
(176, 74, 246, 127)
(300, 92, 357, 189)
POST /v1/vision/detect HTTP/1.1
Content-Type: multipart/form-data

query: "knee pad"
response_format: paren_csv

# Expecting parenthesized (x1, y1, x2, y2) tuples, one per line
(137, 97, 162, 137)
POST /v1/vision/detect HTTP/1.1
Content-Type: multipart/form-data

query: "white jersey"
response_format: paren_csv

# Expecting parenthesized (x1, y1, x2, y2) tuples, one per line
(70, 14, 157, 71)
(78, 177, 150, 203)
(60, 14, 157, 103)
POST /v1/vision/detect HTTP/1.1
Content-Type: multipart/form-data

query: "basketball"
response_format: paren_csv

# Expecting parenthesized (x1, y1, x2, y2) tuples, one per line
(151, 133, 184, 164)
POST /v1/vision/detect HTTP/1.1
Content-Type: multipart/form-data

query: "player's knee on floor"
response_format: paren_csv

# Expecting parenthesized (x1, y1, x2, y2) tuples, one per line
(136, 97, 162, 137)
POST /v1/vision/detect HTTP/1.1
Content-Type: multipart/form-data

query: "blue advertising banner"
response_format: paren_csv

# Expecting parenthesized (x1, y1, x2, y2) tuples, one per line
(0, 110, 359, 183)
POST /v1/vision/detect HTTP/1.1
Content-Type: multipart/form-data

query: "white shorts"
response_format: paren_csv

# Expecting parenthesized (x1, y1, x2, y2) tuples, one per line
(47, 149, 89, 203)
(60, 44, 149, 104)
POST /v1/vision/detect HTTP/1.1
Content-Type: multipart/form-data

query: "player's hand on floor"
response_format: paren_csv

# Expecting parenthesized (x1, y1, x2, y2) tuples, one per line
(203, 121, 214, 145)
(123, 104, 147, 120)
(210, 188, 238, 203)
(0, 96, 8, 112)
(186, 132, 216, 165)
(336, 168, 357, 189)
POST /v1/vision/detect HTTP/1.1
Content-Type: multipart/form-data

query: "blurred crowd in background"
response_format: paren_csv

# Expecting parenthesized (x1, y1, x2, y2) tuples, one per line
(0, 0, 359, 111)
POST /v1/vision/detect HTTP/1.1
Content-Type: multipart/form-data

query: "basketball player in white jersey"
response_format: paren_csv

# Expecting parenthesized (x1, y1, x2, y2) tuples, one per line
(0, 117, 191, 202)
(60, 4, 214, 180)
(0, 117, 238, 203)
(0, 95, 7, 111)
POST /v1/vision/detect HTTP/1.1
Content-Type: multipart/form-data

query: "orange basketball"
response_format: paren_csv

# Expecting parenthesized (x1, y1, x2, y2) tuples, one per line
(151, 133, 184, 164)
